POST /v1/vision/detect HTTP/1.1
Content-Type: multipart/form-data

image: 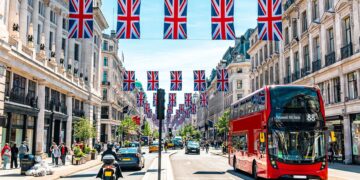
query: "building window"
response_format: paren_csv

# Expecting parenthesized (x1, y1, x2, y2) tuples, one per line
(286, 57, 291, 79)
(102, 88, 107, 100)
(74, 43, 80, 61)
(265, 70, 269, 85)
(12, 74, 26, 96)
(264, 45, 268, 59)
(259, 49, 263, 64)
(61, 38, 66, 58)
(269, 41, 273, 55)
(314, 37, 321, 60)
(284, 27, 289, 45)
(275, 63, 279, 84)
(103, 40, 108, 51)
(237, 68, 243, 73)
(325, 0, 333, 10)
(103, 71, 108, 82)
(303, 45, 310, 70)
(348, 72, 358, 100)
(313, 0, 319, 21)
(328, 27, 334, 52)
(294, 52, 300, 77)
(301, 11, 308, 33)
(49, 31, 53, 50)
(28, 80, 36, 98)
(237, 80, 243, 89)
(327, 83, 331, 104)
(109, 45, 114, 52)
(333, 77, 341, 103)
(318, 82, 325, 100)
(38, 1, 45, 16)
(62, 18, 67, 30)
(260, 73, 263, 88)
(50, 10, 56, 24)
(275, 41, 279, 52)
(255, 53, 258, 67)
(256, 77, 259, 90)
(104, 57, 108, 66)
(292, 18, 298, 38)
(343, 17, 352, 45)
(237, 94, 242, 100)
(5, 71, 10, 96)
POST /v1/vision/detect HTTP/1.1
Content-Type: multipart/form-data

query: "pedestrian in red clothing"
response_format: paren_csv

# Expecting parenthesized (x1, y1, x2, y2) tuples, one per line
(1, 143, 11, 170)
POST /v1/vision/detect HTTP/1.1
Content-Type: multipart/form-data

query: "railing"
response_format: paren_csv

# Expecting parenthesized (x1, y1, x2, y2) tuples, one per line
(312, 59, 322, 73)
(61, 105, 67, 114)
(101, 114, 109, 119)
(284, 0, 296, 12)
(292, 71, 300, 81)
(325, 51, 336, 67)
(341, 43, 353, 60)
(73, 109, 85, 117)
(7, 89, 38, 108)
(301, 66, 311, 77)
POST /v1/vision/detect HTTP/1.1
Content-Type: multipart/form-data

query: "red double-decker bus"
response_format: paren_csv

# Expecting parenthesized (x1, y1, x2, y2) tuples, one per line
(229, 85, 327, 179)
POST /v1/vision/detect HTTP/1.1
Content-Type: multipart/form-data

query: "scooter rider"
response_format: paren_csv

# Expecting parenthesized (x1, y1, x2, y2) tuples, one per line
(96, 144, 123, 179)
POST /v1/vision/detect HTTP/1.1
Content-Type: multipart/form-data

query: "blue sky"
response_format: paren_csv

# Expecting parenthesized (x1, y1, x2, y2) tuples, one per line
(100, 0, 257, 110)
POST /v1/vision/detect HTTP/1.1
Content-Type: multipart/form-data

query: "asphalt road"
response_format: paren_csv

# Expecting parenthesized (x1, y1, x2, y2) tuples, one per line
(60, 148, 157, 180)
(170, 149, 253, 180)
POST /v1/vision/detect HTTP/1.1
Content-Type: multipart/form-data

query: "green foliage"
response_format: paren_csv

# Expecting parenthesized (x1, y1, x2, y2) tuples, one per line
(215, 110, 230, 134)
(73, 146, 86, 157)
(142, 121, 152, 136)
(152, 129, 159, 139)
(124, 140, 131, 147)
(73, 118, 96, 141)
(178, 124, 201, 141)
(118, 116, 138, 139)
(83, 146, 91, 154)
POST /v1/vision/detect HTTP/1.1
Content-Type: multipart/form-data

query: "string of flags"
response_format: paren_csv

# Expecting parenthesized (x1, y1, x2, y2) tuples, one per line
(68, 0, 282, 41)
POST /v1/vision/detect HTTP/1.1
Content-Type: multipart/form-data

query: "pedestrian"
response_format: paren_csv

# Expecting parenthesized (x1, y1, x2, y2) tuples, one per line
(1, 143, 11, 170)
(10, 143, 19, 169)
(18, 141, 29, 161)
(52, 145, 61, 167)
(59, 143, 68, 166)
(329, 143, 335, 164)
(164, 141, 168, 153)
(205, 141, 210, 153)
(50, 142, 56, 165)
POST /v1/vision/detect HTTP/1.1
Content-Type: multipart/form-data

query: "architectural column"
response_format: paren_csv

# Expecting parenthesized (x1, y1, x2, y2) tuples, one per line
(66, 95, 73, 148)
(68, 39, 75, 69)
(19, 0, 27, 44)
(329, 80, 334, 104)
(343, 115, 353, 164)
(43, 4, 50, 57)
(84, 102, 94, 147)
(107, 124, 112, 143)
(339, 72, 346, 102)
(320, 23, 326, 66)
(32, 0, 39, 53)
(357, 70, 360, 98)
(96, 106, 101, 142)
(0, 63, 6, 151)
(55, 11, 63, 64)
(352, 0, 360, 52)
(8, 0, 18, 37)
(334, 13, 342, 61)
(35, 84, 45, 155)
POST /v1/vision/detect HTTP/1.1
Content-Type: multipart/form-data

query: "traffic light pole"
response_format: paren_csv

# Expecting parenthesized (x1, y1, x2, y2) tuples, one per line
(156, 89, 165, 180)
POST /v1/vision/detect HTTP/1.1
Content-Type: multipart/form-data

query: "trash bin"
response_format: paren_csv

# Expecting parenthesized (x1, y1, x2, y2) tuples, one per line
(20, 154, 35, 175)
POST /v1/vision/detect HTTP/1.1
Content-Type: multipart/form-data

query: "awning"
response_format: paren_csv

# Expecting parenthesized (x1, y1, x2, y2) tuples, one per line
(326, 115, 343, 121)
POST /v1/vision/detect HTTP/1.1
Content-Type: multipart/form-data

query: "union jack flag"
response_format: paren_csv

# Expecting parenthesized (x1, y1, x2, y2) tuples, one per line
(136, 92, 145, 107)
(164, 0, 188, 39)
(200, 93, 208, 107)
(117, 0, 141, 39)
(257, 0, 282, 41)
(184, 93, 192, 107)
(145, 103, 151, 113)
(68, 0, 93, 38)
(123, 71, 135, 91)
(147, 71, 159, 91)
(190, 103, 196, 114)
(167, 104, 173, 113)
(185, 109, 190, 118)
(211, 0, 236, 40)
(179, 104, 184, 114)
(169, 93, 177, 107)
(153, 93, 157, 107)
(216, 69, 229, 92)
(170, 71, 182, 91)
(193, 70, 206, 91)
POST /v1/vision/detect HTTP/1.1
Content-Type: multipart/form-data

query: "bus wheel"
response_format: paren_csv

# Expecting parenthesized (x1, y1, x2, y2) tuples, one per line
(252, 162, 258, 180)
(232, 157, 237, 171)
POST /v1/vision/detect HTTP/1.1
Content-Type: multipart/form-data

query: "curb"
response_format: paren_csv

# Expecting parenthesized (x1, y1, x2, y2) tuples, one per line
(56, 161, 102, 179)
(142, 151, 178, 180)
(167, 151, 178, 180)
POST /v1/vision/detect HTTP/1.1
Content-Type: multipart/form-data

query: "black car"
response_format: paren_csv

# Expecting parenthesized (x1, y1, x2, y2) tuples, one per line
(117, 148, 145, 170)
(185, 141, 200, 154)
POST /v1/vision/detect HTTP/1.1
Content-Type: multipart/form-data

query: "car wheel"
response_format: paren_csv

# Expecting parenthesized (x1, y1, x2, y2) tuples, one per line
(252, 162, 258, 180)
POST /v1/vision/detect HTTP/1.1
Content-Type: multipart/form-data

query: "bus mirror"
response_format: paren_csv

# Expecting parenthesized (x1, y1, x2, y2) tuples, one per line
(260, 132, 265, 143)
(330, 131, 337, 142)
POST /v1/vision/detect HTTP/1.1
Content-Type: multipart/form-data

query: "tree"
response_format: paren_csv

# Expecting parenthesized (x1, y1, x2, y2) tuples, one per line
(142, 121, 152, 136)
(118, 116, 138, 141)
(73, 118, 96, 143)
(152, 129, 159, 139)
(215, 110, 230, 140)
(177, 124, 201, 141)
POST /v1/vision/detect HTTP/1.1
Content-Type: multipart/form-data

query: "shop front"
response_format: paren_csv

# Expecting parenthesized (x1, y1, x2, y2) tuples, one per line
(350, 114, 360, 165)
(326, 115, 345, 163)
(44, 112, 68, 154)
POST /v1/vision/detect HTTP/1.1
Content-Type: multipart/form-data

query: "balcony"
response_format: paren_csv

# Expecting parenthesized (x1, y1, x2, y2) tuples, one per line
(73, 109, 85, 117)
(312, 59, 321, 73)
(341, 43, 353, 60)
(283, 75, 291, 84)
(284, 0, 296, 12)
(301, 66, 311, 77)
(101, 114, 109, 119)
(325, 51, 336, 67)
(6, 89, 38, 108)
(102, 81, 110, 86)
(292, 71, 300, 81)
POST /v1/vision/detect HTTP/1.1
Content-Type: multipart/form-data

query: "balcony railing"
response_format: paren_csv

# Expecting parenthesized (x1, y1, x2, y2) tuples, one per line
(7, 89, 38, 108)
(341, 43, 353, 60)
(101, 114, 109, 119)
(312, 59, 322, 73)
(283, 75, 291, 84)
(102, 81, 110, 86)
(325, 51, 336, 67)
(284, 0, 296, 12)
(61, 105, 67, 114)
(292, 71, 300, 81)
(73, 109, 85, 117)
(301, 66, 311, 77)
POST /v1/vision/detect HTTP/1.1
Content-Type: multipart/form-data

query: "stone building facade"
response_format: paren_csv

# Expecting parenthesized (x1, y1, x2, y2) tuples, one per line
(248, 0, 360, 164)
(0, 0, 108, 156)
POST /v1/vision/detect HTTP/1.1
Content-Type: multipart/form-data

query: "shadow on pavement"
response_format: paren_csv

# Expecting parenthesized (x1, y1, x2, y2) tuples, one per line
(146, 168, 165, 172)
(329, 163, 360, 173)
(0, 174, 24, 177)
(193, 171, 225, 175)
(226, 170, 254, 180)
(61, 173, 97, 178)
(128, 171, 146, 176)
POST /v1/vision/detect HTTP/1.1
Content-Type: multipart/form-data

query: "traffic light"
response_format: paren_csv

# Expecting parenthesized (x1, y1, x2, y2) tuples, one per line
(156, 89, 165, 120)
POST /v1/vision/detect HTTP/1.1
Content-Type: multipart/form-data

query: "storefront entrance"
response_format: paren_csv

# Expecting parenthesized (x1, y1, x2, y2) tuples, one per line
(351, 114, 360, 165)
(326, 116, 345, 163)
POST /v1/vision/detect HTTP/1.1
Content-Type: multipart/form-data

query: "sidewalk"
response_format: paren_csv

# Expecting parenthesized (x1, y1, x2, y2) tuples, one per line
(0, 155, 102, 180)
(209, 148, 228, 158)
(142, 150, 177, 180)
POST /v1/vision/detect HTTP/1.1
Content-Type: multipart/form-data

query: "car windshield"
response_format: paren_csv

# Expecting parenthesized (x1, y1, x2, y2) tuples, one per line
(188, 142, 199, 146)
(129, 143, 139, 147)
(119, 148, 138, 154)
(152, 142, 159, 146)
(268, 129, 326, 163)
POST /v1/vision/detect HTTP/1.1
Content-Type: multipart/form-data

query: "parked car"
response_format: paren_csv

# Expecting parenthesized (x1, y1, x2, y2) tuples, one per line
(185, 141, 200, 154)
(149, 141, 160, 153)
(117, 147, 145, 170)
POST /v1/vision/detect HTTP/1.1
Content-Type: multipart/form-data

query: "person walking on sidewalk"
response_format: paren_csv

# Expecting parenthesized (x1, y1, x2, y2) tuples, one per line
(205, 141, 210, 154)
(59, 143, 68, 166)
(52, 145, 61, 167)
(1, 143, 11, 170)
(164, 141, 168, 153)
(10, 143, 19, 169)
(18, 141, 29, 161)
(50, 142, 56, 165)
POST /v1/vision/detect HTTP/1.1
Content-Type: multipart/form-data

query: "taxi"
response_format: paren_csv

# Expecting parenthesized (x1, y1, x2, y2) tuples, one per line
(149, 141, 159, 153)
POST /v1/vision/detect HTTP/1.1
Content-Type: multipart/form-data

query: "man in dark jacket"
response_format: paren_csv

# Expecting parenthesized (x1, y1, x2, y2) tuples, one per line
(59, 143, 68, 166)
(97, 144, 123, 179)
(11, 143, 19, 169)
